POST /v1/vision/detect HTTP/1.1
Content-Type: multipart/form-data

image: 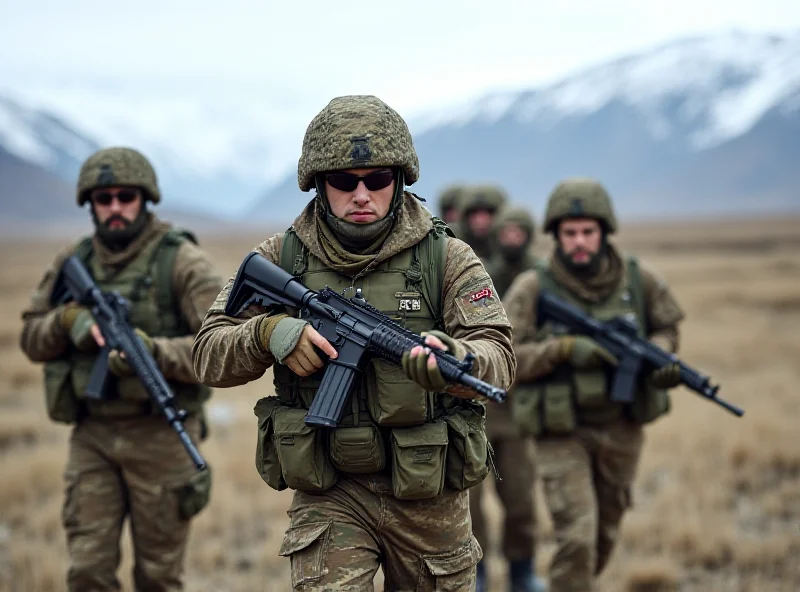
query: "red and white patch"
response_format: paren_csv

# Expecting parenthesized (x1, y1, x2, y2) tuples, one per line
(469, 288, 493, 303)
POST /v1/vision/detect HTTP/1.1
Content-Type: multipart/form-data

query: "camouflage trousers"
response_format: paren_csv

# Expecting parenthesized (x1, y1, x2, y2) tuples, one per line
(537, 418, 644, 592)
(469, 403, 538, 562)
(279, 475, 483, 591)
(62, 414, 205, 592)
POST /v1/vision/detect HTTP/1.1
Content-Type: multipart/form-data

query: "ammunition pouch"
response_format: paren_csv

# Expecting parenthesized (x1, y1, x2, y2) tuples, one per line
(179, 466, 212, 520)
(442, 406, 490, 491)
(628, 382, 671, 424)
(273, 406, 337, 493)
(43, 359, 81, 424)
(329, 425, 386, 474)
(366, 359, 428, 426)
(253, 397, 288, 491)
(390, 421, 448, 500)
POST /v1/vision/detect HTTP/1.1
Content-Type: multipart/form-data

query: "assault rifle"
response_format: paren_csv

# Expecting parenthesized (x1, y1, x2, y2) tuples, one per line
(536, 290, 744, 417)
(51, 256, 207, 470)
(224, 251, 507, 428)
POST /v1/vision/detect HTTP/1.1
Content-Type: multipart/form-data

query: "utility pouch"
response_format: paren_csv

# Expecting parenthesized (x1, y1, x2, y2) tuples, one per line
(390, 421, 448, 500)
(273, 406, 337, 492)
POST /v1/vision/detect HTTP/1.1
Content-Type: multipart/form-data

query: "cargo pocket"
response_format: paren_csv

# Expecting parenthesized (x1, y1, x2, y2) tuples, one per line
(542, 383, 576, 434)
(278, 521, 332, 587)
(442, 408, 489, 491)
(390, 421, 448, 500)
(329, 425, 386, 474)
(178, 466, 212, 520)
(419, 535, 483, 592)
(44, 360, 80, 424)
(273, 407, 337, 492)
(510, 384, 542, 437)
(573, 371, 608, 408)
(253, 397, 287, 491)
(366, 359, 428, 426)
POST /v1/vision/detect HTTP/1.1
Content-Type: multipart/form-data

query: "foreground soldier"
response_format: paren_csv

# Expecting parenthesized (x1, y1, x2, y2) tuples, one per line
(192, 95, 516, 591)
(503, 179, 685, 591)
(20, 147, 223, 591)
(459, 185, 508, 263)
(472, 205, 546, 592)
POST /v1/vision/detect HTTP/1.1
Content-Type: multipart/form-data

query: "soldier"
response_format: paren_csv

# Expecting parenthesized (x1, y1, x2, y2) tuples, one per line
(502, 178, 685, 591)
(459, 185, 508, 262)
(472, 205, 546, 592)
(20, 147, 224, 591)
(438, 184, 468, 226)
(192, 95, 516, 591)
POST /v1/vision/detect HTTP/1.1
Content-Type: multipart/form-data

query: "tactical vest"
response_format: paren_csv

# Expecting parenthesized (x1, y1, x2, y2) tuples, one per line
(44, 229, 211, 423)
(253, 219, 492, 500)
(512, 256, 670, 437)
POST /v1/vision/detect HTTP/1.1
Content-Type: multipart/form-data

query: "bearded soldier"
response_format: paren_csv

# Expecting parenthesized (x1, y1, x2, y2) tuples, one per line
(20, 147, 224, 591)
(192, 95, 516, 591)
(472, 205, 546, 592)
(458, 185, 508, 263)
(503, 178, 685, 591)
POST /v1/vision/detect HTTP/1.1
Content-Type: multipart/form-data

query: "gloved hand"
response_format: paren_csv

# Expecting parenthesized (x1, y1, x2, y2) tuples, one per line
(266, 316, 308, 363)
(60, 304, 98, 351)
(558, 335, 618, 369)
(648, 363, 681, 389)
(401, 330, 462, 392)
(108, 328, 154, 377)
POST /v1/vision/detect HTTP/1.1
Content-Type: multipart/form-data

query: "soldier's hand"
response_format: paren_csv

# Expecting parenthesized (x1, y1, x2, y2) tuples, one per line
(558, 335, 618, 369)
(108, 329, 154, 377)
(401, 332, 455, 392)
(284, 325, 338, 377)
(648, 363, 681, 389)
(60, 304, 104, 351)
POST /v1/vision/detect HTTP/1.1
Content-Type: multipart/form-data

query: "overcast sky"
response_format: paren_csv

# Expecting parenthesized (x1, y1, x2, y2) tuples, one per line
(2, 0, 799, 117)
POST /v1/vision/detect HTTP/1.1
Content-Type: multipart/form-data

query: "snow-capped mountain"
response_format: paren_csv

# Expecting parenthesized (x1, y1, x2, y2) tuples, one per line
(2, 29, 798, 226)
(255, 29, 800, 221)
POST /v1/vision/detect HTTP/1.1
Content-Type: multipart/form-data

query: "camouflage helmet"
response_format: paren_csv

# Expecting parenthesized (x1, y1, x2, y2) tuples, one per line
(544, 178, 618, 234)
(461, 185, 508, 215)
(297, 95, 420, 192)
(493, 205, 536, 240)
(437, 184, 468, 217)
(76, 147, 160, 206)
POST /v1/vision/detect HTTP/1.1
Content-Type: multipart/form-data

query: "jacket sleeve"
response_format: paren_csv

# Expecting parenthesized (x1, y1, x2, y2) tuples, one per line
(440, 238, 516, 392)
(191, 235, 285, 388)
(640, 259, 685, 354)
(19, 245, 77, 362)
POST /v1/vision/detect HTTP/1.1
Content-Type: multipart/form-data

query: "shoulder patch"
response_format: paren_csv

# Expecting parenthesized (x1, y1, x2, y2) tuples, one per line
(454, 278, 504, 326)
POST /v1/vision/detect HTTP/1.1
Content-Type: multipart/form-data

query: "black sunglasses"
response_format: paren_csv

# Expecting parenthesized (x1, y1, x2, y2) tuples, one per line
(325, 170, 395, 192)
(92, 189, 139, 206)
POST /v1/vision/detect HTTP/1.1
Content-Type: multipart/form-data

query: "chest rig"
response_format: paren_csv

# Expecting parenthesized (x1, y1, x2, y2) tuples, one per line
(44, 229, 210, 422)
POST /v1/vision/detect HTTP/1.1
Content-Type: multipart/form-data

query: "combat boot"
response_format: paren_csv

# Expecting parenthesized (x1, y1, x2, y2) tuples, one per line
(509, 560, 548, 592)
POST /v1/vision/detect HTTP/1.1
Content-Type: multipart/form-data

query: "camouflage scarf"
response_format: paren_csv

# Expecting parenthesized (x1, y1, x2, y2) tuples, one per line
(293, 192, 434, 279)
(549, 242, 624, 303)
(92, 213, 171, 269)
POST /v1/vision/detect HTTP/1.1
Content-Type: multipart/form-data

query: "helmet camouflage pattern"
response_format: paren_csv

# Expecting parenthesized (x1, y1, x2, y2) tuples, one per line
(544, 178, 618, 234)
(461, 185, 508, 214)
(76, 147, 160, 206)
(297, 95, 419, 192)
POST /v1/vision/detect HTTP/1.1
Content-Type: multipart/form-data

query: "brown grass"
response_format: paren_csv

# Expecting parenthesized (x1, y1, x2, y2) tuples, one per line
(1, 216, 799, 591)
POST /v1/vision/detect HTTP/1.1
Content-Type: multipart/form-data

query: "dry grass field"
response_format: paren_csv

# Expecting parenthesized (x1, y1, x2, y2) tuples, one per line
(1, 214, 798, 592)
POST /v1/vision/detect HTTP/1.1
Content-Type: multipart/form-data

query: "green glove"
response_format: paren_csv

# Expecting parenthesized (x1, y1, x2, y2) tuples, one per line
(559, 336, 618, 369)
(268, 317, 309, 363)
(108, 328, 155, 377)
(65, 308, 98, 351)
(649, 363, 681, 389)
(401, 330, 462, 392)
